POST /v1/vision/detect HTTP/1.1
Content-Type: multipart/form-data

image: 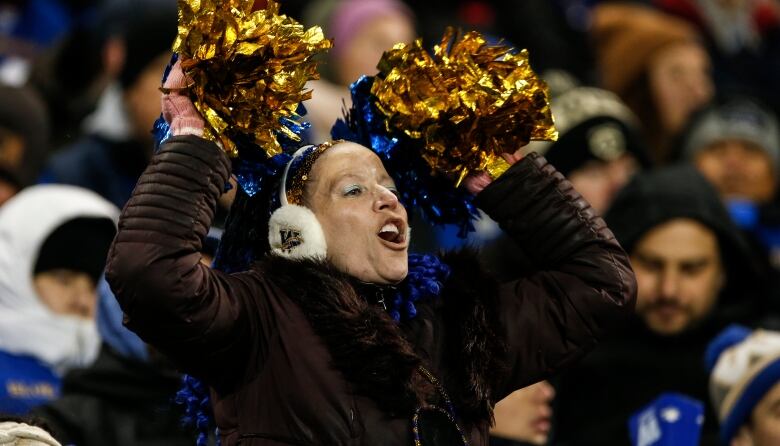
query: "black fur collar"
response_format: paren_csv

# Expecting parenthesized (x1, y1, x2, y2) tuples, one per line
(259, 250, 507, 423)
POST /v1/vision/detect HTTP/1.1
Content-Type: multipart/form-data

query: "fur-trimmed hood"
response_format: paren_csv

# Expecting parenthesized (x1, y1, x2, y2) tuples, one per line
(258, 249, 508, 423)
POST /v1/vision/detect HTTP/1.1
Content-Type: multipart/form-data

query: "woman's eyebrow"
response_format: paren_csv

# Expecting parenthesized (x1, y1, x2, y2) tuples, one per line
(327, 173, 363, 190)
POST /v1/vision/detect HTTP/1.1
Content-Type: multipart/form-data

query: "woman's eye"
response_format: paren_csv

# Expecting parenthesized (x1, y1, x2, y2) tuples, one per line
(343, 185, 362, 196)
(387, 187, 400, 197)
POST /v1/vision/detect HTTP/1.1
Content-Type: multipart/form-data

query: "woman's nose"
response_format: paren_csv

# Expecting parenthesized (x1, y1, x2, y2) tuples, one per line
(374, 186, 399, 211)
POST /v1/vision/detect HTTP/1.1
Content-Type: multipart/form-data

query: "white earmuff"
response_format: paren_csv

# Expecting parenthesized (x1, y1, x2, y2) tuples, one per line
(268, 145, 327, 259)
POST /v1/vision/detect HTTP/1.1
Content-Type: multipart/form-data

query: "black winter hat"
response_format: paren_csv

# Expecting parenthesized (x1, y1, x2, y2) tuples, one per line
(34, 216, 117, 283)
(528, 86, 652, 176)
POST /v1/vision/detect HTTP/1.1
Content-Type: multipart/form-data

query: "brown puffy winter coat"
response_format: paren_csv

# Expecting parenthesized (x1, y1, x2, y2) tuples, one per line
(106, 136, 636, 445)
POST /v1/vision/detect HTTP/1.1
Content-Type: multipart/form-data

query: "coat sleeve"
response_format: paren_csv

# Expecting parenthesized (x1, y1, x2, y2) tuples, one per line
(474, 152, 636, 400)
(105, 136, 269, 384)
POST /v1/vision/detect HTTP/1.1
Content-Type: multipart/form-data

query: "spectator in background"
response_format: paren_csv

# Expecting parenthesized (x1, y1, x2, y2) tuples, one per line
(0, 84, 50, 204)
(29, 230, 225, 445)
(591, 3, 714, 165)
(490, 381, 555, 446)
(655, 0, 780, 117)
(302, 0, 416, 142)
(678, 96, 780, 278)
(706, 325, 780, 446)
(37, 0, 177, 208)
(682, 96, 779, 206)
(0, 185, 117, 415)
(552, 165, 765, 445)
(523, 81, 651, 215)
(31, 289, 194, 446)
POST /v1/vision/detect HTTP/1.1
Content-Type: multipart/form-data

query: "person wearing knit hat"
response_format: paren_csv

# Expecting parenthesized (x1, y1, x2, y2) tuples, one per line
(524, 82, 652, 215)
(0, 185, 118, 415)
(706, 325, 780, 446)
(682, 96, 780, 205)
(591, 3, 714, 165)
(552, 165, 765, 446)
(302, 0, 416, 142)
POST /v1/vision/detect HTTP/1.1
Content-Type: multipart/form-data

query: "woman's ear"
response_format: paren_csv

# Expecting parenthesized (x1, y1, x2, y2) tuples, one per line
(268, 204, 327, 260)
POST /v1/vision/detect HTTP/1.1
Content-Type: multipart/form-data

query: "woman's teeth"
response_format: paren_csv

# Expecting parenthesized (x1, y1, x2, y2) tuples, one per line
(380, 224, 399, 234)
(379, 223, 401, 242)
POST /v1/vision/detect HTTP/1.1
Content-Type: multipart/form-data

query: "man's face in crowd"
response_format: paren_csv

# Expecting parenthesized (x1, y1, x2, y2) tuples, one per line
(695, 139, 776, 204)
(631, 218, 724, 335)
(733, 381, 780, 446)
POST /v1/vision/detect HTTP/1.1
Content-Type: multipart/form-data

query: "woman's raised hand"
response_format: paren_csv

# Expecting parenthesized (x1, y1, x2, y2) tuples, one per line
(161, 58, 205, 137)
(462, 149, 524, 195)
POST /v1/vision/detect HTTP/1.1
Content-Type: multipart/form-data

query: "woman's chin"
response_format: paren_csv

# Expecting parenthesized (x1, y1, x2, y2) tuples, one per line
(374, 261, 409, 285)
(341, 254, 409, 284)
(378, 269, 408, 285)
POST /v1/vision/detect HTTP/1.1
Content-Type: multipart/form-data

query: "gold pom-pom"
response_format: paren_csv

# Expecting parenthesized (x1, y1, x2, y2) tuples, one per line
(371, 28, 557, 185)
(173, 0, 332, 157)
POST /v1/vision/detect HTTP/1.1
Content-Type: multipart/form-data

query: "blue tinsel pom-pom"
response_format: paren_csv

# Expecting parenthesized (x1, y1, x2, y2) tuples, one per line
(388, 253, 451, 322)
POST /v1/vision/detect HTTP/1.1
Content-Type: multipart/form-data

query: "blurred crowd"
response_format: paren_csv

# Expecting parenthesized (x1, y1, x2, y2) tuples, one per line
(1, 0, 780, 445)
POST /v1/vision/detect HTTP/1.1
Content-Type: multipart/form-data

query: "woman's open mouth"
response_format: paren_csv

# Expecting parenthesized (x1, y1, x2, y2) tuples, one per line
(377, 219, 407, 248)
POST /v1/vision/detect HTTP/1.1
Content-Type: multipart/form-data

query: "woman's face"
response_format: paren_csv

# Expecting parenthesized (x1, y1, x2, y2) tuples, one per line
(648, 42, 714, 137)
(305, 142, 409, 284)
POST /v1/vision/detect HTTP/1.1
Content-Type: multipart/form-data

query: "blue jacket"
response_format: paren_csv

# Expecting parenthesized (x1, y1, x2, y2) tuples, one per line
(0, 350, 61, 415)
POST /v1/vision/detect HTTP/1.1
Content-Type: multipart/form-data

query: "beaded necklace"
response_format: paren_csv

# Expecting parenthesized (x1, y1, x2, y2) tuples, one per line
(413, 365, 470, 446)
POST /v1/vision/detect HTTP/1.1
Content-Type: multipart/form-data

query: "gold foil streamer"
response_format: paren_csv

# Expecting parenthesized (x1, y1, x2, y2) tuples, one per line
(371, 28, 557, 184)
(174, 0, 332, 157)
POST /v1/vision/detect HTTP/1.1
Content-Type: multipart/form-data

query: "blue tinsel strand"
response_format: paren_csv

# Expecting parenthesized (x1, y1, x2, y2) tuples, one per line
(175, 374, 220, 446)
(332, 76, 480, 236)
(152, 116, 172, 152)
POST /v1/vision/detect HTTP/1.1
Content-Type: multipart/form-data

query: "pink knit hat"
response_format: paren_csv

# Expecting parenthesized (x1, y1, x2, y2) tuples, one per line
(329, 0, 413, 58)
